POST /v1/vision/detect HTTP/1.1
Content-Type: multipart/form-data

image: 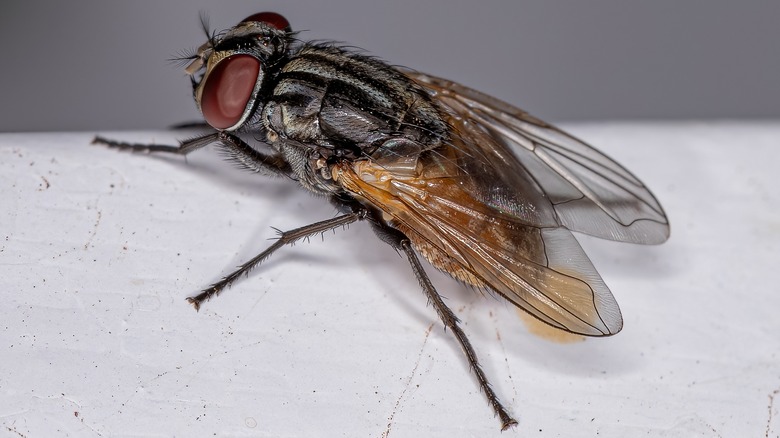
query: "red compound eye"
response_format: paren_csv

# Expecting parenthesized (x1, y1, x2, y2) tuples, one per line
(200, 55, 260, 130)
(240, 12, 291, 32)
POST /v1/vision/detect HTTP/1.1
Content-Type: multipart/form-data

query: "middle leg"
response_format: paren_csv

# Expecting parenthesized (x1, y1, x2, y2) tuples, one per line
(188, 211, 364, 310)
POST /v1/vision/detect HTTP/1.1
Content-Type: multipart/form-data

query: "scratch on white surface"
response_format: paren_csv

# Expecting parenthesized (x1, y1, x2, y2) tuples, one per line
(116, 386, 146, 415)
(767, 387, 780, 438)
(83, 209, 102, 250)
(244, 286, 272, 318)
(494, 326, 518, 402)
(38, 175, 50, 191)
(28, 394, 105, 436)
(134, 294, 161, 312)
(707, 421, 725, 438)
(4, 425, 27, 438)
(72, 412, 104, 437)
(183, 340, 267, 387)
(693, 361, 777, 388)
(381, 323, 434, 438)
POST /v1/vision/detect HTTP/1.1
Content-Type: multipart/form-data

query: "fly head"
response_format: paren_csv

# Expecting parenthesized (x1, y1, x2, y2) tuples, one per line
(185, 12, 292, 131)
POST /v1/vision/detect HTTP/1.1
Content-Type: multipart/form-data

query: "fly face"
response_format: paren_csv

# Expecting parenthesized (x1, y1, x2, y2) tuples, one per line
(93, 11, 670, 431)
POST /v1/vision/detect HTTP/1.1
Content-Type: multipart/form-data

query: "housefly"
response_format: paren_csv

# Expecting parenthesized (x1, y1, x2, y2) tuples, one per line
(93, 12, 670, 430)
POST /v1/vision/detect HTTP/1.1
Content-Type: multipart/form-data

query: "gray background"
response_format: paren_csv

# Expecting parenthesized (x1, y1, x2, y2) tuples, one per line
(1, 0, 778, 132)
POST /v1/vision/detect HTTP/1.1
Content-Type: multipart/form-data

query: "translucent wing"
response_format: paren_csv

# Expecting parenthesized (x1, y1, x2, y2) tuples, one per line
(334, 144, 623, 336)
(403, 70, 670, 244)
(333, 71, 670, 336)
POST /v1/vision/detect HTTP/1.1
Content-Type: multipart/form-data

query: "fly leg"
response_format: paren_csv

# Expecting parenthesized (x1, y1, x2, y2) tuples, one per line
(93, 132, 290, 176)
(212, 132, 291, 177)
(92, 132, 220, 155)
(398, 239, 518, 430)
(187, 211, 364, 310)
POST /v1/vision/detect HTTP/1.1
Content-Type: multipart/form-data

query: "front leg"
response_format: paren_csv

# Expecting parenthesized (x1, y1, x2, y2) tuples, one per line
(93, 131, 290, 177)
(92, 132, 220, 155)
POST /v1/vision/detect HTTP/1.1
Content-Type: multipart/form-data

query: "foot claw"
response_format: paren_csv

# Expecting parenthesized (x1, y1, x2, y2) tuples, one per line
(500, 417, 518, 431)
(186, 296, 201, 312)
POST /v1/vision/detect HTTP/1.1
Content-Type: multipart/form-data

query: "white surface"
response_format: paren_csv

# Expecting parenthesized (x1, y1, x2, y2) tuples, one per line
(1, 123, 779, 437)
